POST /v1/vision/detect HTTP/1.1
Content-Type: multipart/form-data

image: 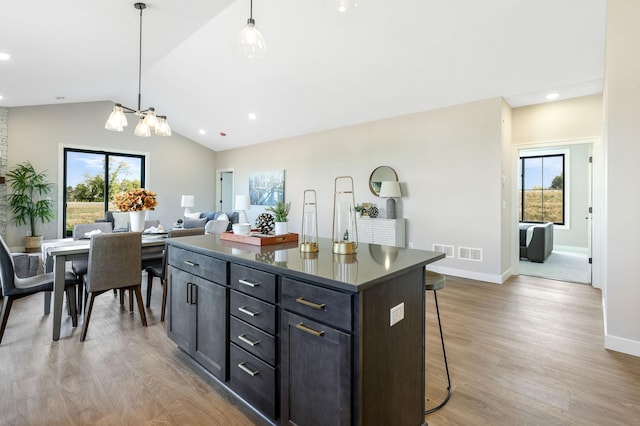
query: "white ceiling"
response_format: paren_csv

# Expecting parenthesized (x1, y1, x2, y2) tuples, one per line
(0, 0, 606, 152)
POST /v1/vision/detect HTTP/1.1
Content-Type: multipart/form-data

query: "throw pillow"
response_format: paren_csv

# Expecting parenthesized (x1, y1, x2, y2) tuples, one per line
(112, 212, 130, 230)
(201, 211, 217, 221)
(184, 212, 201, 220)
(216, 213, 229, 222)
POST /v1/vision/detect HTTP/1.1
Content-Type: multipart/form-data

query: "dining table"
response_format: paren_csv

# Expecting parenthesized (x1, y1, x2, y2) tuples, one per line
(42, 233, 167, 341)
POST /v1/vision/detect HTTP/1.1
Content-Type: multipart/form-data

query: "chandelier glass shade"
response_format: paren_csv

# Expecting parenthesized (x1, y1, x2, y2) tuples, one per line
(238, 0, 266, 59)
(105, 3, 171, 137)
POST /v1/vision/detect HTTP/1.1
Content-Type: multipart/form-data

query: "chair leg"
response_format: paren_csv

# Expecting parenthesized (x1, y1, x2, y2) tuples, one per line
(0, 296, 15, 345)
(129, 289, 134, 312)
(80, 292, 96, 342)
(66, 287, 78, 328)
(160, 278, 167, 322)
(119, 289, 125, 306)
(76, 277, 84, 313)
(133, 286, 148, 326)
(44, 291, 51, 315)
(425, 289, 452, 415)
(146, 273, 153, 308)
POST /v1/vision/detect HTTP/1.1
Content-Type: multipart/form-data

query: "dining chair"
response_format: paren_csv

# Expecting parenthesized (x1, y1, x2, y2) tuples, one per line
(80, 232, 146, 342)
(0, 236, 78, 345)
(144, 227, 205, 321)
(71, 222, 113, 312)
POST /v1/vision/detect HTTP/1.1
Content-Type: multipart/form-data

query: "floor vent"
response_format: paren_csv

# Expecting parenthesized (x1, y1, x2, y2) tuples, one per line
(459, 247, 483, 262)
(432, 244, 454, 258)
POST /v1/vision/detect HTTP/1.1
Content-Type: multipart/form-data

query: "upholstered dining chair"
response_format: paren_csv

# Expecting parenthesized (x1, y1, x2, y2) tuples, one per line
(80, 232, 146, 342)
(144, 227, 206, 321)
(71, 222, 113, 312)
(0, 236, 78, 345)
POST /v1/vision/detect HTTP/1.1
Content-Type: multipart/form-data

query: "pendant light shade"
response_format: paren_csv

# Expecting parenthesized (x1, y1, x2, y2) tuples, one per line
(324, 0, 362, 13)
(104, 3, 171, 137)
(238, 0, 266, 59)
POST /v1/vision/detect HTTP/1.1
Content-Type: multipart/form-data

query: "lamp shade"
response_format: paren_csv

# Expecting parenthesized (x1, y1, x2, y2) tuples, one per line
(235, 195, 250, 211)
(181, 195, 195, 208)
(379, 181, 402, 198)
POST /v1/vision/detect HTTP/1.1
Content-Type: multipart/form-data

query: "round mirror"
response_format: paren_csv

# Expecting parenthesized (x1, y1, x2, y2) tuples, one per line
(369, 166, 398, 196)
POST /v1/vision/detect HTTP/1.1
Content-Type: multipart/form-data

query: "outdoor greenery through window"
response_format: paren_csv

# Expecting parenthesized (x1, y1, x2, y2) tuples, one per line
(63, 148, 146, 236)
(518, 154, 564, 225)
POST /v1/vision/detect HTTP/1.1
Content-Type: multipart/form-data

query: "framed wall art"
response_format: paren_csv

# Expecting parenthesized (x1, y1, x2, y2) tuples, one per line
(249, 170, 285, 206)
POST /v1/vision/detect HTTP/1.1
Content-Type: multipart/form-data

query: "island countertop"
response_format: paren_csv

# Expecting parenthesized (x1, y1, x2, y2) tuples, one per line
(167, 234, 445, 293)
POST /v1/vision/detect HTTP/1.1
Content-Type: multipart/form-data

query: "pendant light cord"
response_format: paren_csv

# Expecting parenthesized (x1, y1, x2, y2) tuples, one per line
(137, 3, 144, 112)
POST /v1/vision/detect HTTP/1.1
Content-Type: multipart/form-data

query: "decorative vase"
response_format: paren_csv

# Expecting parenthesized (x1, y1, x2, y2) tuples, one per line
(274, 221, 288, 235)
(129, 210, 146, 232)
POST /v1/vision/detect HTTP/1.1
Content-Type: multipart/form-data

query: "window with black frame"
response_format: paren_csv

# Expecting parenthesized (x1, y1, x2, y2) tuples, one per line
(63, 148, 146, 236)
(518, 154, 565, 225)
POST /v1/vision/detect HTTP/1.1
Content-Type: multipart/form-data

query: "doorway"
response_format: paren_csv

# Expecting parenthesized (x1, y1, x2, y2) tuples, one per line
(516, 142, 593, 285)
(217, 169, 234, 211)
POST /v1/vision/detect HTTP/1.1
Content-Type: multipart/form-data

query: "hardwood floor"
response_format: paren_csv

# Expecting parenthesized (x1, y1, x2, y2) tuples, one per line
(1, 273, 639, 425)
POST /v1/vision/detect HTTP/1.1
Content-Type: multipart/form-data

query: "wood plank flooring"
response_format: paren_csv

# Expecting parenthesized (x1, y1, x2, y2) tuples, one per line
(1, 273, 639, 425)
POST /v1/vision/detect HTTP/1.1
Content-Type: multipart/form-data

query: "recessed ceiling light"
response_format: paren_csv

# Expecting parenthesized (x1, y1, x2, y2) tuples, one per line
(0, 52, 11, 61)
(248, 113, 257, 121)
(546, 92, 560, 100)
(199, 129, 206, 135)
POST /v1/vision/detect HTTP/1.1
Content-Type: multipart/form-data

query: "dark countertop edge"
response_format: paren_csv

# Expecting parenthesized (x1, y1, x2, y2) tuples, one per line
(167, 236, 446, 293)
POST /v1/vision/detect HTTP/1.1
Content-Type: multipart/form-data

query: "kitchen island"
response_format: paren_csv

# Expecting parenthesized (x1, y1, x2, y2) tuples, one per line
(166, 234, 444, 425)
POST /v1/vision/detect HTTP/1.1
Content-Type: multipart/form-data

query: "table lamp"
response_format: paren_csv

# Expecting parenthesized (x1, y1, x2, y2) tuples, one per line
(235, 195, 251, 224)
(181, 195, 195, 216)
(378, 181, 402, 219)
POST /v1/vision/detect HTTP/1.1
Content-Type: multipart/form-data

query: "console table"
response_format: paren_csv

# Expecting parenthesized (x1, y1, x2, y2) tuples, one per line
(166, 235, 443, 425)
(356, 217, 406, 247)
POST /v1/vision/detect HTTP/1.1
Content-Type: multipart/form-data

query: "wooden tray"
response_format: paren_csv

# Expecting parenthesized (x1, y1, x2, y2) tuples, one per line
(220, 231, 298, 246)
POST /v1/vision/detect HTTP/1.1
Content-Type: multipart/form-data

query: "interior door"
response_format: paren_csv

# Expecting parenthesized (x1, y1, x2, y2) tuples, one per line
(218, 170, 233, 211)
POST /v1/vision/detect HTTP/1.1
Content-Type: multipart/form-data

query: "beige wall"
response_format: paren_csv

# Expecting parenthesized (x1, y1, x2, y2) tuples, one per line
(5, 101, 216, 247)
(603, 0, 640, 355)
(217, 97, 507, 283)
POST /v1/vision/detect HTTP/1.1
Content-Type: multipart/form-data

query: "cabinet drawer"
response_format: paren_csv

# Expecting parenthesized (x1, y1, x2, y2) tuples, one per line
(281, 277, 353, 331)
(231, 290, 277, 335)
(169, 246, 227, 284)
(230, 316, 276, 366)
(230, 264, 277, 303)
(229, 344, 277, 420)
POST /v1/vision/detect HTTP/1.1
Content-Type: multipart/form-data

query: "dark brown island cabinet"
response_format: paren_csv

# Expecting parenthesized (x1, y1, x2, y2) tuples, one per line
(166, 235, 444, 426)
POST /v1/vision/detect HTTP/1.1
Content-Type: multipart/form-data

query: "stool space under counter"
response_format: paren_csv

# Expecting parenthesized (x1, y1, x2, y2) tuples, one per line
(166, 235, 444, 425)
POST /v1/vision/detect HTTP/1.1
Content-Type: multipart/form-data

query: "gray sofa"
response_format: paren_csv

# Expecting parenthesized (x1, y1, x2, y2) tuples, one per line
(182, 211, 239, 231)
(519, 222, 554, 263)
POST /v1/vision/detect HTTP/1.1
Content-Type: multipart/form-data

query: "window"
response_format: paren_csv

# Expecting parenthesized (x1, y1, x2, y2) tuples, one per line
(518, 154, 564, 225)
(63, 148, 146, 236)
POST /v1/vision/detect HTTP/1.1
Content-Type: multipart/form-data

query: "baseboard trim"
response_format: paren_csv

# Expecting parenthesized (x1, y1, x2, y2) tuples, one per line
(425, 265, 503, 285)
(604, 334, 640, 357)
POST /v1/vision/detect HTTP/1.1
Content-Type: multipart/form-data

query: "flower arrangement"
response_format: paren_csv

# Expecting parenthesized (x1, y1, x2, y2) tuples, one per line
(114, 188, 158, 212)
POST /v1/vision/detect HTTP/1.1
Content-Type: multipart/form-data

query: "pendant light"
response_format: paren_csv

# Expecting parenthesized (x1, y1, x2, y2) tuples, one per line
(323, 0, 362, 13)
(105, 2, 171, 137)
(238, 0, 266, 59)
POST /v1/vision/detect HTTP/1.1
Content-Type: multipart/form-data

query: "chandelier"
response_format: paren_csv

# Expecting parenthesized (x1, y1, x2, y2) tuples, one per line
(105, 2, 171, 137)
(237, 0, 266, 59)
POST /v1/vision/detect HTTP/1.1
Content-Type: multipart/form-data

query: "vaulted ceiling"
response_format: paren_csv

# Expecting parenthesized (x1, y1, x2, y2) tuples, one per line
(0, 0, 606, 151)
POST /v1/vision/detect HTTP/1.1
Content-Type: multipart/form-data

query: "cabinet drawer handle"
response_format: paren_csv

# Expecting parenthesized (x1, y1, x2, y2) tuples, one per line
(183, 260, 199, 267)
(296, 322, 325, 337)
(238, 333, 261, 347)
(238, 306, 260, 317)
(190, 283, 197, 305)
(237, 362, 260, 377)
(186, 282, 196, 304)
(296, 297, 326, 310)
(238, 279, 260, 288)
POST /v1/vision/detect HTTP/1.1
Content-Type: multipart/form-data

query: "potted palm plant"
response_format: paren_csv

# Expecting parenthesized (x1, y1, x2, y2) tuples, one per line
(7, 161, 56, 252)
(266, 201, 291, 235)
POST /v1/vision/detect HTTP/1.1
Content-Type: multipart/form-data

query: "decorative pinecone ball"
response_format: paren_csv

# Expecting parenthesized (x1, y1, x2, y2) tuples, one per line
(368, 206, 379, 218)
(255, 213, 275, 234)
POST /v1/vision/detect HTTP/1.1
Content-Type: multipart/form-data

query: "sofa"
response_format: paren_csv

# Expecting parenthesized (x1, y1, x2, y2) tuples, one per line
(182, 211, 239, 232)
(519, 222, 554, 263)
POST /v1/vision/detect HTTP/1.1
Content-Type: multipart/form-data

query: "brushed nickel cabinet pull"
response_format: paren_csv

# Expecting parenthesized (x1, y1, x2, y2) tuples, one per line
(190, 283, 197, 305)
(238, 306, 260, 317)
(237, 362, 260, 377)
(183, 260, 198, 267)
(186, 283, 191, 304)
(238, 279, 259, 288)
(238, 334, 261, 347)
(296, 322, 325, 337)
(296, 297, 326, 310)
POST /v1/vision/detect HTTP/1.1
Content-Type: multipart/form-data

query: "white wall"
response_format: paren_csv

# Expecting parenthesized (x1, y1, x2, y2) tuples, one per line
(603, 0, 640, 356)
(5, 101, 216, 247)
(216, 97, 507, 283)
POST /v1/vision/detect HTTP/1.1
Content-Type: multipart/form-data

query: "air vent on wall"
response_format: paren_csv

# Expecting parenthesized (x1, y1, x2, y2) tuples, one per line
(459, 247, 483, 262)
(432, 244, 454, 258)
